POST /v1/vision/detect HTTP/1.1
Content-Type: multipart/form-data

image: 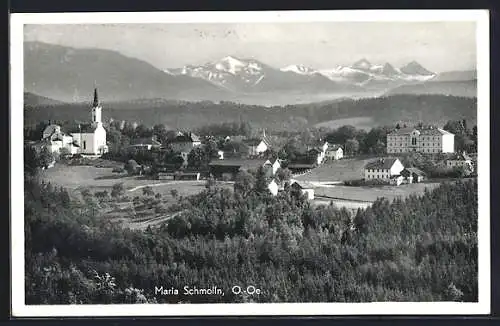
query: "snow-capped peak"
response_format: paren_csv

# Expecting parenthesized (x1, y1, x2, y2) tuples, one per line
(352, 58, 372, 70)
(215, 56, 247, 74)
(280, 64, 316, 75)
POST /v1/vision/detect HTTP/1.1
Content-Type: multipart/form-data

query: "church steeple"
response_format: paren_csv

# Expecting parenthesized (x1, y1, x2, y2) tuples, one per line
(92, 88, 99, 107)
(91, 88, 102, 124)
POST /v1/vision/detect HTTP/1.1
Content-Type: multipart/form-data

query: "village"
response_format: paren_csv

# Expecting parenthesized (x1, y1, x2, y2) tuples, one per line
(26, 89, 477, 228)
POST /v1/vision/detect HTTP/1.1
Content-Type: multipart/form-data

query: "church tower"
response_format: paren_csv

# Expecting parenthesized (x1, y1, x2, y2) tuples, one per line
(91, 88, 102, 125)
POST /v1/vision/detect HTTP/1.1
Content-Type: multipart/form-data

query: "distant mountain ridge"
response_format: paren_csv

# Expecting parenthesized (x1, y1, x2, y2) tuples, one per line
(24, 41, 476, 104)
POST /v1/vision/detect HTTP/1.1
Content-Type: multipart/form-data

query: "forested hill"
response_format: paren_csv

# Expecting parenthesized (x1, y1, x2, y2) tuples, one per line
(24, 94, 477, 131)
(25, 174, 477, 304)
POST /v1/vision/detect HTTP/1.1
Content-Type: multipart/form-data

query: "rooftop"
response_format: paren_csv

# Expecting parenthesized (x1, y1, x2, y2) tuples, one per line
(388, 127, 454, 136)
(208, 158, 268, 170)
(365, 158, 400, 170)
(402, 167, 426, 176)
(130, 137, 161, 146)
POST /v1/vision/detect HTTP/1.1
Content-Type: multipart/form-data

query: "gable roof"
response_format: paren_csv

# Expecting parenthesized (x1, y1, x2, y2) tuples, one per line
(327, 144, 342, 151)
(73, 123, 98, 133)
(208, 159, 268, 170)
(291, 180, 315, 189)
(365, 158, 400, 170)
(388, 127, 454, 136)
(402, 167, 426, 176)
(42, 124, 61, 137)
(171, 132, 200, 143)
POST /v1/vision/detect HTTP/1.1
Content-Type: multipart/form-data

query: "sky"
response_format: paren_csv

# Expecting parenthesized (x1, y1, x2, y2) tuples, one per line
(24, 22, 477, 73)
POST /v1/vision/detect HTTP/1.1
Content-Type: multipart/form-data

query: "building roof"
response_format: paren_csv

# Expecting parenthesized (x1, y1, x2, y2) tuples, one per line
(73, 123, 98, 133)
(130, 137, 161, 146)
(171, 132, 200, 143)
(208, 159, 268, 170)
(402, 167, 426, 176)
(291, 180, 315, 189)
(327, 144, 342, 151)
(42, 124, 61, 138)
(287, 163, 316, 169)
(388, 127, 454, 136)
(365, 158, 400, 170)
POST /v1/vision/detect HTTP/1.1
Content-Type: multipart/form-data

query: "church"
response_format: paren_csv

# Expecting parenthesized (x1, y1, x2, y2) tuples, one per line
(41, 88, 108, 156)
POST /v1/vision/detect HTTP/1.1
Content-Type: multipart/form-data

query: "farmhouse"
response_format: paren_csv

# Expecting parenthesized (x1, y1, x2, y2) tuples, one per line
(364, 158, 404, 181)
(265, 157, 283, 175)
(41, 124, 79, 155)
(243, 133, 271, 157)
(71, 88, 109, 155)
(401, 167, 426, 183)
(128, 136, 161, 151)
(386, 126, 454, 154)
(208, 158, 271, 180)
(169, 132, 202, 153)
(446, 151, 473, 171)
(290, 180, 315, 200)
(325, 144, 343, 160)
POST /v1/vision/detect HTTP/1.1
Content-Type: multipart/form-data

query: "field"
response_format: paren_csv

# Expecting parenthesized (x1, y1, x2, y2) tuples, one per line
(313, 116, 376, 130)
(314, 182, 442, 203)
(40, 162, 233, 230)
(295, 157, 375, 182)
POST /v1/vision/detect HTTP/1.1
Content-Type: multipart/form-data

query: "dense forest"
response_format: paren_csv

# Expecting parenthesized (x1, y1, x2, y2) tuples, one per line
(24, 94, 476, 131)
(25, 165, 477, 304)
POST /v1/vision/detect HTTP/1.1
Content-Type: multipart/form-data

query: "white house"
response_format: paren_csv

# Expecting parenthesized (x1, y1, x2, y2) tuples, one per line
(364, 158, 405, 181)
(71, 88, 108, 155)
(267, 179, 279, 196)
(264, 157, 283, 175)
(217, 150, 224, 160)
(41, 124, 79, 155)
(387, 126, 454, 154)
(325, 144, 343, 160)
(243, 132, 272, 157)
(290, 180, 315, 200)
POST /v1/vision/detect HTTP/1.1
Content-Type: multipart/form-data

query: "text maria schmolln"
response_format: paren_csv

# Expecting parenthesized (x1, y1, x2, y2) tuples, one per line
(155, 286, 225, 296)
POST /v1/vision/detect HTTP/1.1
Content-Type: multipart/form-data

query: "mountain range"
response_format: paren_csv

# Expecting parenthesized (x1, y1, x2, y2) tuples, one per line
(24, 41, 477, 104)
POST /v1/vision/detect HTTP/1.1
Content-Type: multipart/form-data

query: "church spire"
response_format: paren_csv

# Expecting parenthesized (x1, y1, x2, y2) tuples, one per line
(93, 88, 99, 107)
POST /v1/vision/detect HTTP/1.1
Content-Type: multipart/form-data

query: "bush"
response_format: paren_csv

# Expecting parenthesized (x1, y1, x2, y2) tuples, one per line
(112, 167, 125, 173)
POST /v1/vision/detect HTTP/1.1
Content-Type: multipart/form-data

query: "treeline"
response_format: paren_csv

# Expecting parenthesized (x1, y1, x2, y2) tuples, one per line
(24, 94, 477, 131)
(25, 167, 478, 304)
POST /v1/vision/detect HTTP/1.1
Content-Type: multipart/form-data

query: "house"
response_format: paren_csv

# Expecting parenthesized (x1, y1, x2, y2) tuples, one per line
(217, 150, 224, 160)
(267, 179, 279, 196)
(128, 136, 161, 151)
(243, 132, 272, 157)
(325, 144, 343, 160)
(264, 157, 283, 175)
(208, 158, 270, 180)
(174, 172, 201, 181)
(308, 147, 325, 165)
(70, 89, 109, 155)
(386, 126, 454, 154)
(169, 132, 202, 153)
(401, 167, 426, 183)
(289, 180, 315, 200)
(41, 124, 79, 155)
(364, 158, 404, 181)
(446, 151, 474, 171)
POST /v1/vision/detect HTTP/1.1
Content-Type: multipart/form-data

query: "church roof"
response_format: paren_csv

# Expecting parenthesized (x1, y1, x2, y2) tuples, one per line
(74, 123, 98, 133)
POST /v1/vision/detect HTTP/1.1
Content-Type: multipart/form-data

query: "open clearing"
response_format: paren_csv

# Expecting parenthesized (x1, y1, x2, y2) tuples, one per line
(314, 182, 441, 203)
(295, 157, 375, 182)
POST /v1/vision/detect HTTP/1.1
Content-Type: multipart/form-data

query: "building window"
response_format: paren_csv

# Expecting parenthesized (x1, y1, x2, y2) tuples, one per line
(83, 141, 86, 150)
(411, 137, 417, 146)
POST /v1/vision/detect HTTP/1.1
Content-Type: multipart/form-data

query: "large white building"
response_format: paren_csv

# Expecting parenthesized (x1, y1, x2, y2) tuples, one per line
(71, 89, 108, 155)
(386, 127, 454, 154)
